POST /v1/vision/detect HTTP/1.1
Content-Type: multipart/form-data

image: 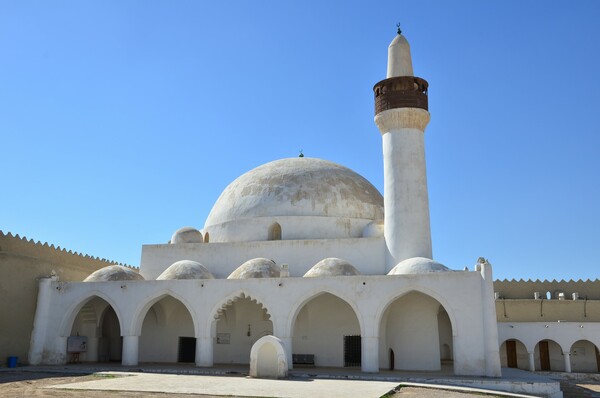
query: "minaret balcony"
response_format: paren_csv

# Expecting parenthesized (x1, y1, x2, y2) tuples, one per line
(374, 76, 428, 115)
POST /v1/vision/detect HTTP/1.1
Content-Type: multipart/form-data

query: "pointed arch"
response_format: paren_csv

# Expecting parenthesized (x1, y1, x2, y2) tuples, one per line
(376, 287, 458, 338)
(59, 291, 124, 337)
(206, 290, 273, 337)
(131, 289, 198, 336)
(286, 288, 364, 337)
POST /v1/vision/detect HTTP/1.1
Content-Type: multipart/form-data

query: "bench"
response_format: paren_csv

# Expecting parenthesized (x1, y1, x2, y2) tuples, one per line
(292, 354, 315, 366)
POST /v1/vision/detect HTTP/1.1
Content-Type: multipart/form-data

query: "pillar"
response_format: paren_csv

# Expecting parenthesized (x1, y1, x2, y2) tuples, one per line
(28, 277, 55, 365)
(563, 351, 571, 373)
(195, 336, 213, 367)
(528, 351, 535, 372)
(121, 335, 139, 366)
(361, 336, 379, 373)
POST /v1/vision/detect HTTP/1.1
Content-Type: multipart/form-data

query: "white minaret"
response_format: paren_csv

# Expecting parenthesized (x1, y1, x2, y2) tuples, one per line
(374, 28, 432, 271)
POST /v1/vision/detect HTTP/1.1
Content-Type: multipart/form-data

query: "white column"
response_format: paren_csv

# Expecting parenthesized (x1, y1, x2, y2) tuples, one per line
(121, 335, 139, 366)
(478, 259, 502, 377)
(563, 351, 571, 373)
(28, 277, 55, 365)
(361, 336, 379, 373)
(195, 336, 213, 367)
(375, 108, 432, 271)
(528, 351, 535, 372)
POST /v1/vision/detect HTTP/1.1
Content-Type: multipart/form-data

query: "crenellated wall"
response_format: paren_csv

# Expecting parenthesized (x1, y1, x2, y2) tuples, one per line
(0, 231, 132, 366)
(493, 279, 600, 300)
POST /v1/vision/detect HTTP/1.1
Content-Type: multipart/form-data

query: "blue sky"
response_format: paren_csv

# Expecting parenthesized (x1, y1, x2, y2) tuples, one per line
(1, 1, 598, 281)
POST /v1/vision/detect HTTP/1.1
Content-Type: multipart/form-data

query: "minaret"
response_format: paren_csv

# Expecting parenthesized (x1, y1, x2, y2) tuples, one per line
(374, 27, 432, 271)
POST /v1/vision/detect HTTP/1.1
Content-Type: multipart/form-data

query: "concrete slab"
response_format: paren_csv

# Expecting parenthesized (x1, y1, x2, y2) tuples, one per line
(47, 372, 400, 398)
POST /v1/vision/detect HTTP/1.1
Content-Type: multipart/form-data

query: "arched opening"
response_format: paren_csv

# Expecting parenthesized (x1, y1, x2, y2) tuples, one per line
(268, 222, 281, 241)
(292, 292, 361, 367)
(213, 296, 273, 365)
(534, 339, 564, 371)
(204, 232, 210, 243)
(379, 291, 453, 372)
(570, 340, 600, 373)
(69, 297, 121, 363)
(499, 339, 528, 370)
(139, 296, 195, 363)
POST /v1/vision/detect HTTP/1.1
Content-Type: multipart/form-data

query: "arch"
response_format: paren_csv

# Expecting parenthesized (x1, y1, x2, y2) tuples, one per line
(376, 287, 459, 338)
(204, 232, 210, 243)
(286, 289, 364, 337)
(499, 338, 528, 370)
(289, 290, 363, 367)
(268, 222, 281, 241)
(570, 340, 600, 373)
(59, 291, 124, 337)
(206, 290, 273, 336)
(131, 290, 198, 336)
(534, 339, 565, 371)
(378, 290, 452, 371)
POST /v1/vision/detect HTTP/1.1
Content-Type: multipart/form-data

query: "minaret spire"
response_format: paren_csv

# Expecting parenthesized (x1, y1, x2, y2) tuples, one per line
(374, 30, 432, 271)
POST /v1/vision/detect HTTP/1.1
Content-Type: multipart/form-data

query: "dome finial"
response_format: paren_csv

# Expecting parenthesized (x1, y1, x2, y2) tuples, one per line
(396, 22, 401, 35)
(299, 149, 304, 158)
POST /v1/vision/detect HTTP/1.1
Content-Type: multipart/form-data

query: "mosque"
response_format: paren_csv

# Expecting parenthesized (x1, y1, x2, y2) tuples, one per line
(16, 30, 599, 379)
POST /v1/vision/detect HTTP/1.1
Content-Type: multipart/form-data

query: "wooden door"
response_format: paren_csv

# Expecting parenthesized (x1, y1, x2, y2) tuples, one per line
(595, 346, 600, 372)
(506, 340, 518, 368)
(539, 341, 551, 371)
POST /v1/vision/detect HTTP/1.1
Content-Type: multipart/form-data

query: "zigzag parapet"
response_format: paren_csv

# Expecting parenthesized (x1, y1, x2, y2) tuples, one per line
(0, 230, 137, 270)
(493, 278, 600, 300)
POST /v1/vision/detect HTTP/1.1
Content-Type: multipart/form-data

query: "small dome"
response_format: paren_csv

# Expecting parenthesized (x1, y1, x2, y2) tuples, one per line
(84, 265, 144, 282)
(228, 258, 279, 279)
(304, 258, 361, 277)
(171, 227, 203, 244)
(388, 257, 450, 275)
(157, 260, 215, 280)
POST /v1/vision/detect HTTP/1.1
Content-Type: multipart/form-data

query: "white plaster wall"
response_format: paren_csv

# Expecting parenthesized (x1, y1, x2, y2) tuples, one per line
(292, 293, 360, 367)
(214, 297, 273, 364)
(140, 237, 386, 279)
(204, 216, 374, 243)
(380, 291, 441, 371)
(139, 297, 194, 363)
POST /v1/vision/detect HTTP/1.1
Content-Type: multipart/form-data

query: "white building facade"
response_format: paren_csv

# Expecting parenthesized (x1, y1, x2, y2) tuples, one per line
(28, 31, 503, 377)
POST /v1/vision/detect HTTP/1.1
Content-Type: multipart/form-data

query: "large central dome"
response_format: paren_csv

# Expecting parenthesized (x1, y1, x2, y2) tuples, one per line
(203, 158, 383, 242)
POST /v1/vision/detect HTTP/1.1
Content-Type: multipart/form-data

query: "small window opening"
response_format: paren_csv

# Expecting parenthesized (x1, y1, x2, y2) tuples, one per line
(268, 222, 281, 241)
(204, 232, 210, 243)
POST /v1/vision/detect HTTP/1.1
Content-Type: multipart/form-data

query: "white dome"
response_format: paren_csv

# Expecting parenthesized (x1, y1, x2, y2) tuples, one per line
(228, 258, 280, 279)
(171, 227, 203, 244)
(388, 257, 450, 275)
(157, 260, 214, 280)
(304, 258, 361, 277)
(84, 265, 144, 282)
(205, 158, 383, 227)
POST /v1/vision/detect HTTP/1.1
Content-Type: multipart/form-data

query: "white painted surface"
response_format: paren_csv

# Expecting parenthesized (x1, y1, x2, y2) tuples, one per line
(249, 335, 288, 378)
(387, 34, 414, 78)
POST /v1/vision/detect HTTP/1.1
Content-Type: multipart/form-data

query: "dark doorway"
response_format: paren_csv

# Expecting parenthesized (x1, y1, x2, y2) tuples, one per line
(343, 335, 361, 367)
(389, 349, 395, 370)
(178, 337, 196, 363)
(539, 341, 551, 371)
(596, 346, 600, 372)
(506, 340, 518, 368)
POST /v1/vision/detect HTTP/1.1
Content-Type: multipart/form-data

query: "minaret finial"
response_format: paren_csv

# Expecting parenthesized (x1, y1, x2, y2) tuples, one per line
(298, 149, 304, 158)
(396, 23, 401, 35)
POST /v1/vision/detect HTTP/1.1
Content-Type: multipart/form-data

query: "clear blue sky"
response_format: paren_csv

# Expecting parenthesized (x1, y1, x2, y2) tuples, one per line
(2, 1, 599, 281)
